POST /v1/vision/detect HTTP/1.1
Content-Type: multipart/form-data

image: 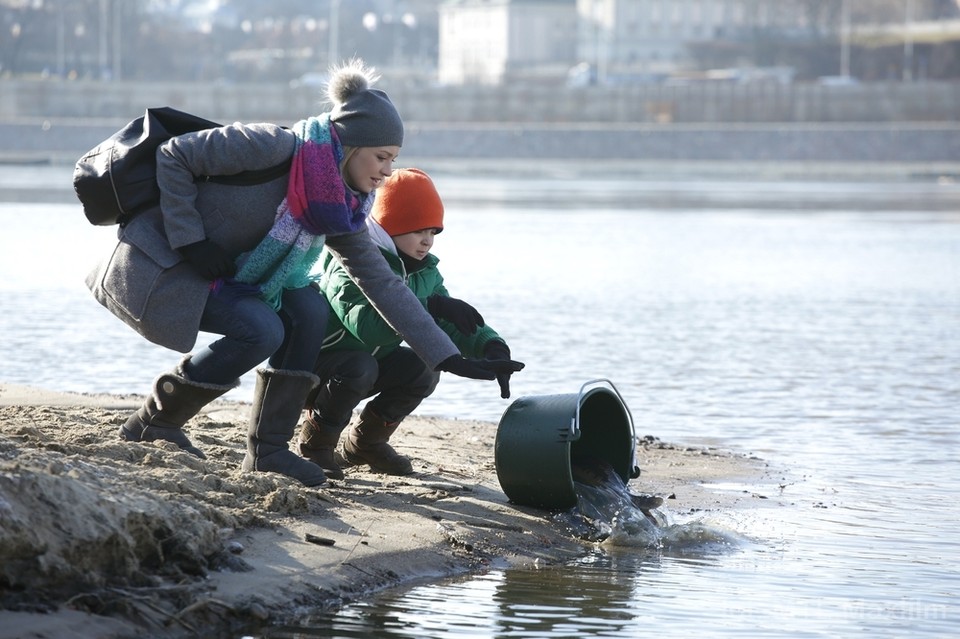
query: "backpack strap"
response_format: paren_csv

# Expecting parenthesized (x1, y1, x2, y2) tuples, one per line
(196, 157, 293, 186)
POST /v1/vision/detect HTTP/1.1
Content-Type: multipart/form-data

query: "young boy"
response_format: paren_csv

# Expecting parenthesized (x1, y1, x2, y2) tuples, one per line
(298, 168, 515, 479)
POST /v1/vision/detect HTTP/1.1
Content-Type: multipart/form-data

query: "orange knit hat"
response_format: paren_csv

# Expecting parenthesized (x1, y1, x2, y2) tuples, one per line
(371, 168, 444, 236)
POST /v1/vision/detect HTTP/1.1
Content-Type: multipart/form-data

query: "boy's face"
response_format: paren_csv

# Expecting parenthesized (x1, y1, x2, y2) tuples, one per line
(392, 228, 438, 261)
(344, 145, 400, 193)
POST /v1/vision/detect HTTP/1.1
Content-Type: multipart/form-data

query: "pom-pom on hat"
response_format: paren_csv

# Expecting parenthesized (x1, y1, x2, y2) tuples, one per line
(327, 59, 403, 148)
(372, 168, 444, 236)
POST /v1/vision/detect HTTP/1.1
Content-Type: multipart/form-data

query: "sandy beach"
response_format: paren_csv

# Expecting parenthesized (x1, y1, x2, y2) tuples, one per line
(0, 383, 783, 639)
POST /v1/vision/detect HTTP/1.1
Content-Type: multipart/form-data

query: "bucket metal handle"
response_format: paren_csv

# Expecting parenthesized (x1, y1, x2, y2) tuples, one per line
(573, 379, 641, 479)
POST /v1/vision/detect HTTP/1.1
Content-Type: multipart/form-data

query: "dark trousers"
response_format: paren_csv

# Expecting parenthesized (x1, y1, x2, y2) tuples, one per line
(312, 346, 441, 427)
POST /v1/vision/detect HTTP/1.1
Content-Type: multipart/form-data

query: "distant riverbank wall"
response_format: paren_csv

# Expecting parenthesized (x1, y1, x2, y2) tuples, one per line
(3, 78, 959, 124)
(2, 79, 958, 179)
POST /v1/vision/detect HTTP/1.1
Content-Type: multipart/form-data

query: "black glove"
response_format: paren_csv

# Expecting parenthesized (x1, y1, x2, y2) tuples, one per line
(483, 340, 514, 399)
(427, 295, 484, 335)
(179, 239, 237, 280)
(436, 354, 525, 383)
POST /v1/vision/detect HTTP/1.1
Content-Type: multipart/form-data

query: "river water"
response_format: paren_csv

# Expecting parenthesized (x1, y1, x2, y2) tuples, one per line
(1, 165, 958, 638)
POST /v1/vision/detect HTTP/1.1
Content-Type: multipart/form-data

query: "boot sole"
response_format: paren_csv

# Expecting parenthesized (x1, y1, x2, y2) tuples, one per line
(297, 444, 345, 480)
(342, 449, 413, 475)
(243, 451, 327, 486)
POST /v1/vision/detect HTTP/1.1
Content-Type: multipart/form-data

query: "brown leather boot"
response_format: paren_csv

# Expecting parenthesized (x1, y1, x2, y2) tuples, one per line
(297, 412, 345, 480)
(341, 406, 413, 475)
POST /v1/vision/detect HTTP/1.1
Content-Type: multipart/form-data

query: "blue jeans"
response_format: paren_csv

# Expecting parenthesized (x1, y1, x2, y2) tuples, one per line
(183, 285, 329, 385)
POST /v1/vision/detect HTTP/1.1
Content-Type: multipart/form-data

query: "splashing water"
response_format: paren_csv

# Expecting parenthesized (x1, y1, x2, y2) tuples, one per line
(565, 457, 745, 552)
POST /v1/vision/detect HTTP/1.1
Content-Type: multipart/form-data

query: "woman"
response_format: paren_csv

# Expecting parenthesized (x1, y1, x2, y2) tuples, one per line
(86, 59, 523, 487)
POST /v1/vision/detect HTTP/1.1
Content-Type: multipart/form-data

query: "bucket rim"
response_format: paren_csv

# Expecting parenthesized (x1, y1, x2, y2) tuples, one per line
(575, 379, 640, 479)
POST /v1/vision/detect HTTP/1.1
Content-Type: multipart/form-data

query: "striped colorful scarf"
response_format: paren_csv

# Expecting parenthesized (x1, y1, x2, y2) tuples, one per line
(223, 114, 373, 309)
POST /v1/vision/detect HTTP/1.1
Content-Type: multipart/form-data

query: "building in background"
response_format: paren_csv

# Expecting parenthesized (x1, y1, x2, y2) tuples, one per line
(576, 0, 809, 83)
(438, 0, 577, 85)
(436, 0, 813, 86)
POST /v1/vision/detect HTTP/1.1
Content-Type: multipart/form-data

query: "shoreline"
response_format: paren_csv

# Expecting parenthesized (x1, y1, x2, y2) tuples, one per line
(0, 384, 784, 638)
(3, 153, 960, 182)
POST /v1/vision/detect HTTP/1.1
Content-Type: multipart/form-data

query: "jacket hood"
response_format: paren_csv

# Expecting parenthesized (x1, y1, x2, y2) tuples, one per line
(365, 217, 397, 256)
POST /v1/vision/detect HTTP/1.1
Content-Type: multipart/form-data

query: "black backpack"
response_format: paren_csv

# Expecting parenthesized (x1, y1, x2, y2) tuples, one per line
(73, 106, 291, 227)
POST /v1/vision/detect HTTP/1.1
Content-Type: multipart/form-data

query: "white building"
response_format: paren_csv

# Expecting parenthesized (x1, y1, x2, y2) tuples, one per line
(438, 0, 577, 85)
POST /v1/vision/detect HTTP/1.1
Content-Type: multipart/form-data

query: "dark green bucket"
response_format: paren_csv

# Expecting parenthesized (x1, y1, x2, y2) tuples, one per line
(494, 379, 641, 511)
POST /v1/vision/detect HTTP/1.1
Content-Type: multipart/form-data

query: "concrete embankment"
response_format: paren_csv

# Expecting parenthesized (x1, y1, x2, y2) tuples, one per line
(2, 118, 959, 181)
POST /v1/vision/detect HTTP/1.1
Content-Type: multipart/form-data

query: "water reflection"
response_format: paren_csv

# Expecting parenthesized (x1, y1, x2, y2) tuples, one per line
(487, 556, 648, 637)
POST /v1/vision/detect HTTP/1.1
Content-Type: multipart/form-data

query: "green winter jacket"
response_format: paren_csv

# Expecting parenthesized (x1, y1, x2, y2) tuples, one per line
(315, 219, 504, 360)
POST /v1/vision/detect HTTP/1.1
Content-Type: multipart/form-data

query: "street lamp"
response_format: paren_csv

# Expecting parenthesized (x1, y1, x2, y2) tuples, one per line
(903, 0, 914, 81)
(329, 0, 340, 65)
(840, 0, 850, 78)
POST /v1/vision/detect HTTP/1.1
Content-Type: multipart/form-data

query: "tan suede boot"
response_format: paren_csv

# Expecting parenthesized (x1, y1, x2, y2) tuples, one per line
(341, 406, 413, 475)
(297, 412, 345, 480)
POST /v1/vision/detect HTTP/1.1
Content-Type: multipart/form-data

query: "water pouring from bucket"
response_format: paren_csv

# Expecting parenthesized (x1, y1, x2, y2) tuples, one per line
(567, 458, 665, 544)
(495, 379, 748, 552)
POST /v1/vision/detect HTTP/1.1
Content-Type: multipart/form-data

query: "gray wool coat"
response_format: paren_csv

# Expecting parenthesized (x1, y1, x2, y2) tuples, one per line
(85, 121, 458, 370)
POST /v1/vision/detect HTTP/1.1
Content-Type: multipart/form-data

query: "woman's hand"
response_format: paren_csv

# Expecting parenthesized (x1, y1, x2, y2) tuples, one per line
(179, 239, 237, 280)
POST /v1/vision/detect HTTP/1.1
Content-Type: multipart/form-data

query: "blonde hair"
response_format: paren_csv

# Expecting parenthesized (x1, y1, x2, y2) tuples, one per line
(339, 146, 358, 190)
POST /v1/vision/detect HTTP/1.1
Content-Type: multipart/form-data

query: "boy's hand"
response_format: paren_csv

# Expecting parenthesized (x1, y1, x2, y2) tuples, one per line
(427, 295, 484, 335)
(436, 355, 524, 389)
(483, 340, 515, 398)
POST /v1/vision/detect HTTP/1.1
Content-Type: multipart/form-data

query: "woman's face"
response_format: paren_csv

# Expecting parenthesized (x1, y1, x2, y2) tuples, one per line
(344, 145, 400, 193)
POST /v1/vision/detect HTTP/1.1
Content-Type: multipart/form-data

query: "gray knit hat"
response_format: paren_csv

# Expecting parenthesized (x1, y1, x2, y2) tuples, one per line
(327, 60, 403, 148)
